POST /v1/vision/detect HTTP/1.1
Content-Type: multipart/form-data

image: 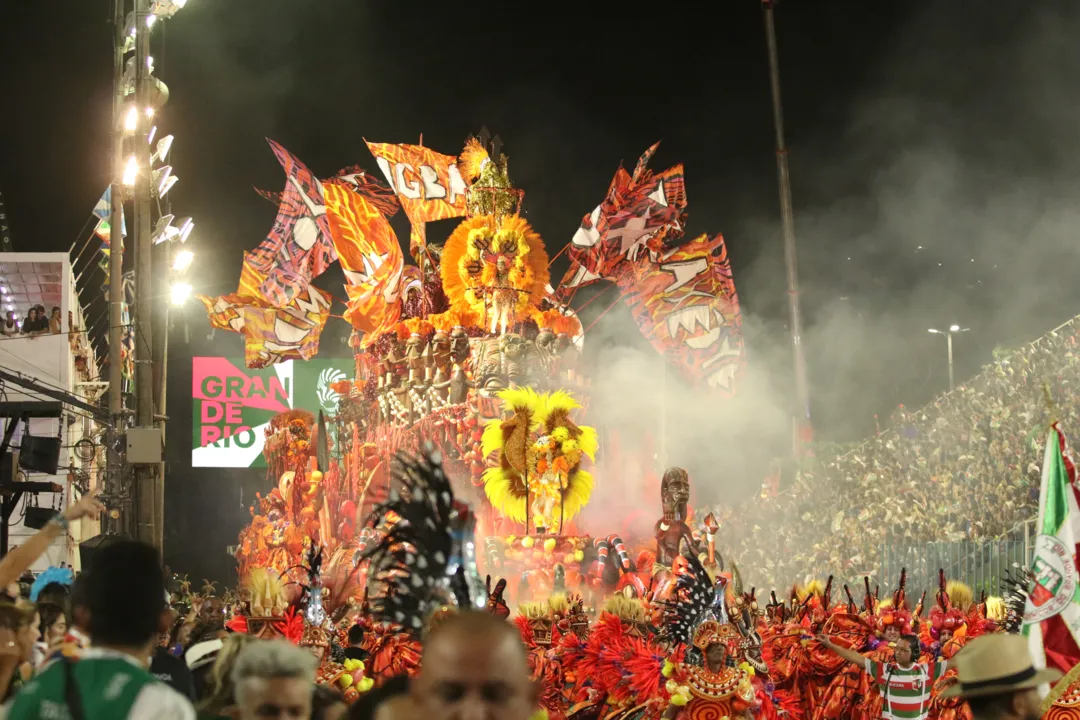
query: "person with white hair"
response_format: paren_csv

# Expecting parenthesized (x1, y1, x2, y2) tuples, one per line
(231, 639, 317, 720)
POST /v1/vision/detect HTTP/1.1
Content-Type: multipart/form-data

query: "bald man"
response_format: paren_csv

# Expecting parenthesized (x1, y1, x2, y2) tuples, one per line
(412, 612, 537, 720)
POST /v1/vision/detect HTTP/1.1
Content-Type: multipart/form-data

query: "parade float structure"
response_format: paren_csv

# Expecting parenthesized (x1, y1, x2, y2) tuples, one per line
(200, 130, 745, 613)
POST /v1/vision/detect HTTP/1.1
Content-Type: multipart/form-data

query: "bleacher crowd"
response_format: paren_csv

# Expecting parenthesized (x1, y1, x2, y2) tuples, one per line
(716, 315, 1080, 592)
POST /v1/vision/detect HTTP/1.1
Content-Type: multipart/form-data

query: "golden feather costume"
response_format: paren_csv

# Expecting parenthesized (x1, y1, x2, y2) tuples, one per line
(481, 389, 597, 531)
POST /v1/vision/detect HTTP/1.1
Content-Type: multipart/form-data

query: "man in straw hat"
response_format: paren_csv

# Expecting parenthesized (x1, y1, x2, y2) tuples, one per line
(940, 634, 1062, 720)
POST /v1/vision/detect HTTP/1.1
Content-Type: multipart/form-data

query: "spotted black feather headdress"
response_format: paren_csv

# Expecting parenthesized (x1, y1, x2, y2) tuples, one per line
(361, 446, 486, 631)
(661, 553, 722, 646)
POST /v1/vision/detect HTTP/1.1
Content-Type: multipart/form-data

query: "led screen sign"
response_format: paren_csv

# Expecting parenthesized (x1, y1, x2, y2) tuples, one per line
(191, 357, 352, 468)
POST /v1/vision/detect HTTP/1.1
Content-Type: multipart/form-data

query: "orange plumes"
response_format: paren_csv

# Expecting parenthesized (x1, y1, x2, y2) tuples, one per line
(400, 318, 434, 336)
(536, 309, 582, 337)
(459, 137, 490, 182)
(438, 214, 549, 323)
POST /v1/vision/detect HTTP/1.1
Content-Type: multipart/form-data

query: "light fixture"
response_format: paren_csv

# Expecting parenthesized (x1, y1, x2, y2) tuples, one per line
(159, 175, 178, 196)
(122, 156, 138, 186)
(153, 165, 177, 197)
(949, 324, 961, 332)
(123, 106, 138, 132)
(145, 106, 154, 119)
(153, 135, 173, 163)
(175, 217, 193, 244)
(152, 214, 178, 245)
(146, 13, 157, 28)
(148, 125, 158, 145)
(170, 283, 192, 306)
(150, 0, 188, 20)
(172, 249, 193, 272)
(0, 287, 7, 294)
(928, 328, 940, 334)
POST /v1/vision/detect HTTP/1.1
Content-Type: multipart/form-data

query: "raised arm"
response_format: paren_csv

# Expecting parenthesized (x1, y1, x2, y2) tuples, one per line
(0, 493, 103, 587)
(815, 634, 867, 667)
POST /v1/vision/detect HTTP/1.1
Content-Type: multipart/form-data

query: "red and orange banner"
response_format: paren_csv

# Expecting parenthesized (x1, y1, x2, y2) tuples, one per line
(365, 141, 468, 225)
(322, 180, 405, 340)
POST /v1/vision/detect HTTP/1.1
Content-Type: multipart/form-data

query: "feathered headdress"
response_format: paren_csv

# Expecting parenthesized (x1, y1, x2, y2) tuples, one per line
(661, 553, 721, 647)
(30, 566, 74, 602)
(362, 447, 485, 631)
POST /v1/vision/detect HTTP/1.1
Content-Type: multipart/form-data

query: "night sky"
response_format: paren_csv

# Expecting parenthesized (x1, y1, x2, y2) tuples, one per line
(5, 1, 1080, 581)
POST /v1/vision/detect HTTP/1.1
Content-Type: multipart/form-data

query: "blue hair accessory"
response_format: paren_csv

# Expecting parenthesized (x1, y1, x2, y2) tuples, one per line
(30, 566, 74, 602)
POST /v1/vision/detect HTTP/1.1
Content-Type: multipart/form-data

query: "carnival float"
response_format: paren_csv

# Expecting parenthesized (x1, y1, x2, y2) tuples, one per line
(199, 129, 745, 606)
(194, 131, 1054, 718)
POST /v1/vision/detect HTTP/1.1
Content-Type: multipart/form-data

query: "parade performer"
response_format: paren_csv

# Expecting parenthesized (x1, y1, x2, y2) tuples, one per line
(661, 621, 756, 720)
(815, 631, 949, 720)
(660, 555, 758, 720)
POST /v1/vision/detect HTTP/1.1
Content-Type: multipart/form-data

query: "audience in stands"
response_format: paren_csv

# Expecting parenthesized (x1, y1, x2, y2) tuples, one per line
(718, 320, 1074, 592)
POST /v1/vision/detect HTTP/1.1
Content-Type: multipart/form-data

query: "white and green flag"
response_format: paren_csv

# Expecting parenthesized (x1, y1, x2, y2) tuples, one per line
(1023, 425, 1080, 678)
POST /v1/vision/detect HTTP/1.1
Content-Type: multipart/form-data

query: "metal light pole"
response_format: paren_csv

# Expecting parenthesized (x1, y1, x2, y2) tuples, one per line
(106, 0, 128, 535)
(928, 325, 969, 392)
(762, 1, 812, 454)
(133, 0, 159, 549)
(154, 240, 171, 554)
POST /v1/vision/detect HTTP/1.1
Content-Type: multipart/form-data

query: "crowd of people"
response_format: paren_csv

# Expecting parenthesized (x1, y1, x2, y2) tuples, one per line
(0, 491, 539, 720)
(0, 307, 61, 338)
(716, 316, 1080, 593)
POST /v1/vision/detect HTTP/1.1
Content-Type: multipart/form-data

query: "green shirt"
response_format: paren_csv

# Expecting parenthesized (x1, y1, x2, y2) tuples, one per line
(2, 648, 195, 720)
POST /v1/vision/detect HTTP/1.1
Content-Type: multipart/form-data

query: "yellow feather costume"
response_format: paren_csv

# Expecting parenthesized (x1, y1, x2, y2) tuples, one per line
(432, 214, 549, 335)
(481, 389, 597, 531)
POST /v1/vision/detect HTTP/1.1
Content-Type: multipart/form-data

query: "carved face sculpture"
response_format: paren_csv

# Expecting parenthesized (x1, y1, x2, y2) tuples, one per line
(475, 337, 509, 395)
(449, 326, 470, 364)
(661, 467, 690, 522)
(405, 333, 425, 365)
(430, 331, 451, 362)
(535, 328, 555, 355)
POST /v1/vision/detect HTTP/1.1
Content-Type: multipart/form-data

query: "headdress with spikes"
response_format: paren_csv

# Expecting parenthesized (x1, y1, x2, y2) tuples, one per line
(361, 447, 486, 632)
(459, 130, 523, 218)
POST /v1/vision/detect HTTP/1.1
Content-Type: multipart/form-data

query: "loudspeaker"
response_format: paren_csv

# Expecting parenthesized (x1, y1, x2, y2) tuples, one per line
(79, 534, 124, 573)
(19, 436, 61, 475)
(23, 507, 54, 530)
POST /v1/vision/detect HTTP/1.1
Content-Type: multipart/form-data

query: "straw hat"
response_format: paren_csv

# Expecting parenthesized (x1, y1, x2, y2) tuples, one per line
(939, 634, 1063, 699)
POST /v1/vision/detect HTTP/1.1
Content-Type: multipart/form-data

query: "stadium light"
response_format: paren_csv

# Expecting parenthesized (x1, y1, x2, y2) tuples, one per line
(172, 249, 193, 273)
(170, 283, 192, 306)
(175, 217, 193, 244)
(123, 106, 138, 132)
(122, 156, 138, 186)
(153, 135, 173, 163)
(153, 165, 177, 197)
(152, 214, 178, 245)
